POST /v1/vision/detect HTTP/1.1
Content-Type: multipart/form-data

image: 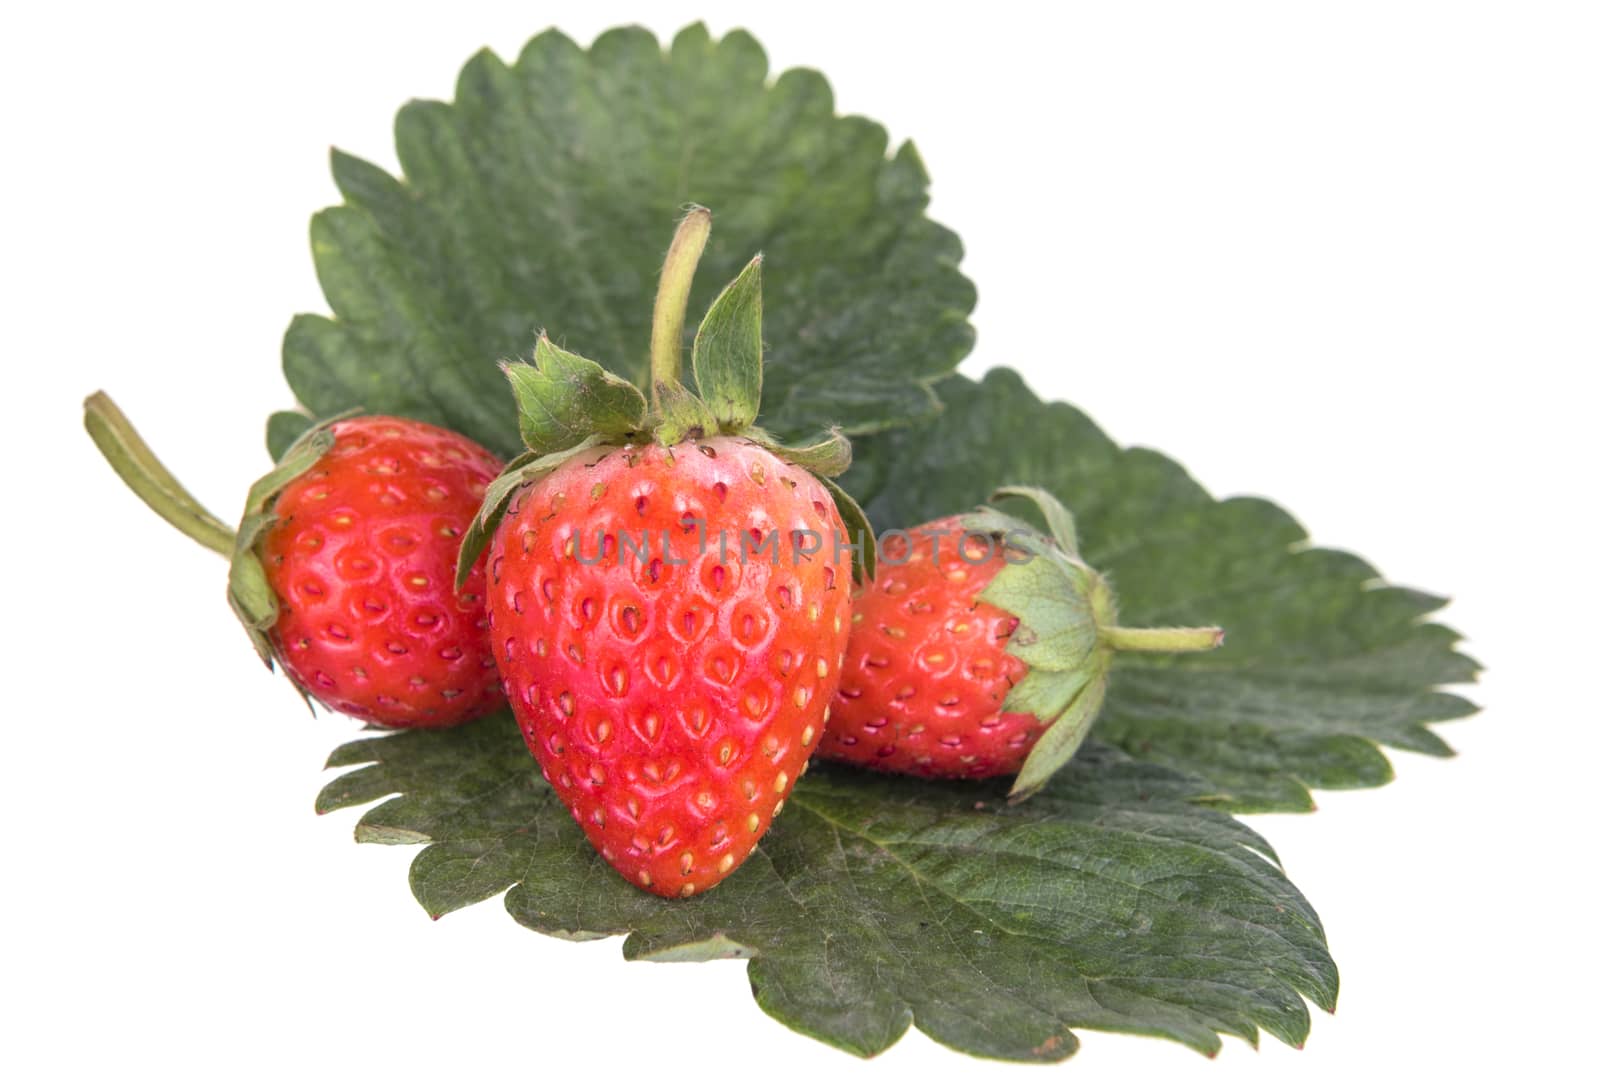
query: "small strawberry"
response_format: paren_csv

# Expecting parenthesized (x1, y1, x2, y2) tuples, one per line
(819, 487, 1222, 800)
(459, 208, 874, 897)
(85, 395, 506, 727)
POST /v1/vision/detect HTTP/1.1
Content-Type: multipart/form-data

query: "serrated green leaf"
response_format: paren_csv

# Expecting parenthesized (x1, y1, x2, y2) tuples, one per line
(280, 24, 975, 456)
(320, 712, 1336, 1061)
(845, 370, 1479, 812)
(504, 335, 647, 454)
(692, 254, 763, 431)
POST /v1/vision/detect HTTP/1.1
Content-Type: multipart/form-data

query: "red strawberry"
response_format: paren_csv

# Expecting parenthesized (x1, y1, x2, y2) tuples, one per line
(85, 393, 506, 728)
(820, 488, 1222, 799)
(458, 208, 873, 896)
(260, 416, 505, 727)
(486, 437, 852, 896)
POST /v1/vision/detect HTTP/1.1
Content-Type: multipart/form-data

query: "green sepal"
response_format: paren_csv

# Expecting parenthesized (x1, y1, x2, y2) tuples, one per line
(760, 427, 852, 478)
(505, 335, 648, 455)
(819, 475, 877, 583)
(691, 254, 763, 432)
(1008, 676, 1109, 803)
(992, 484, 1079, 556)
(226, 416, 349, 669)
(651, 381, 719, 447)
(455, 437, 604, 588)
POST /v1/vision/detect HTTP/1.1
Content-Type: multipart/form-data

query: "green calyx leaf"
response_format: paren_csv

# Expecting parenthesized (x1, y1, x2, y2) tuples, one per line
(762, 427, 852, 477)
(994, 484, 1079, 555)
(320, 712, 1337, 1062)
(691, 254, 763, 431)
(227, 418, 347, 670)
(650, 380, 719, 447)
(818, 474, 877, 583)
(504, 334, 648, 455)
(454, 438, 604, 588)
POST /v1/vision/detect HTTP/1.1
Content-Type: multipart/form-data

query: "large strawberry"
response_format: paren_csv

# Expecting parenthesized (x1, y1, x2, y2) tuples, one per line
(458, 208, 873, 897)
(818, 487, 1222, 799)
(86, 395, 505, 727)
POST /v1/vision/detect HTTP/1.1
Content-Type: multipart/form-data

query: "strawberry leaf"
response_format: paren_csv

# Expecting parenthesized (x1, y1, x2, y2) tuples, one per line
(280, 24, 974, 457)
(319, 712, 1336, 1061)
(845, 370, 1480, 812)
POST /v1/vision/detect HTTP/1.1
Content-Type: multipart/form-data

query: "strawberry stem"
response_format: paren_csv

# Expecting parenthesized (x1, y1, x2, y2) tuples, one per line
(1102, 626, 1225, 653)
(84, 391, 237, 557)
(649, 206, 712, 409)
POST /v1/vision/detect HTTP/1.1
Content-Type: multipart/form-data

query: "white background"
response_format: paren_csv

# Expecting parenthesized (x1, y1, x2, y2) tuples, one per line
(6, 2, 1596, 1080)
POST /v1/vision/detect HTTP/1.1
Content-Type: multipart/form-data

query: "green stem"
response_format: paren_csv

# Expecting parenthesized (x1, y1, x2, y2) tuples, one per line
(1102, 626, 1224, 653)
(84, 391, 236, 557)
(649, 206, 712, 409)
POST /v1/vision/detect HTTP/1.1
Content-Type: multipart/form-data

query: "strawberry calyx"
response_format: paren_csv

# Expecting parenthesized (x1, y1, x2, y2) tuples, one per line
(225, 410, 358, 670)
(961, 486, 1224, 802)
(457, 207, 877, 585)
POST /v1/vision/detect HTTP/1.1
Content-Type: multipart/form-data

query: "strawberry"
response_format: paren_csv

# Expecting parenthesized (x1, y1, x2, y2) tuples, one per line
(458, 208, 874, 896)
(819, 487, 1222, 800)
(85, 394, 505, 727)
(258, 416, 505, 727)
(486, 437, 851, 896)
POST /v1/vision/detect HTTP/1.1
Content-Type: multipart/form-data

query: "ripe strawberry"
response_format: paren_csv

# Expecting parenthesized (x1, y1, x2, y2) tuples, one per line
(458, 208, 874, 896)
(259, 416, 505, 727)
(84, 393, 506, 728)
(819, 488, 1222, 799)
(486, 437, 852, 896)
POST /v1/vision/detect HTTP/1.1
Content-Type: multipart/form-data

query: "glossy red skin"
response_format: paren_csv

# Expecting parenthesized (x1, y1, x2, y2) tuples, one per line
(487, 437, 852, 897)
(818, 516, 1040, 778)
(261, 416, 505, 727)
